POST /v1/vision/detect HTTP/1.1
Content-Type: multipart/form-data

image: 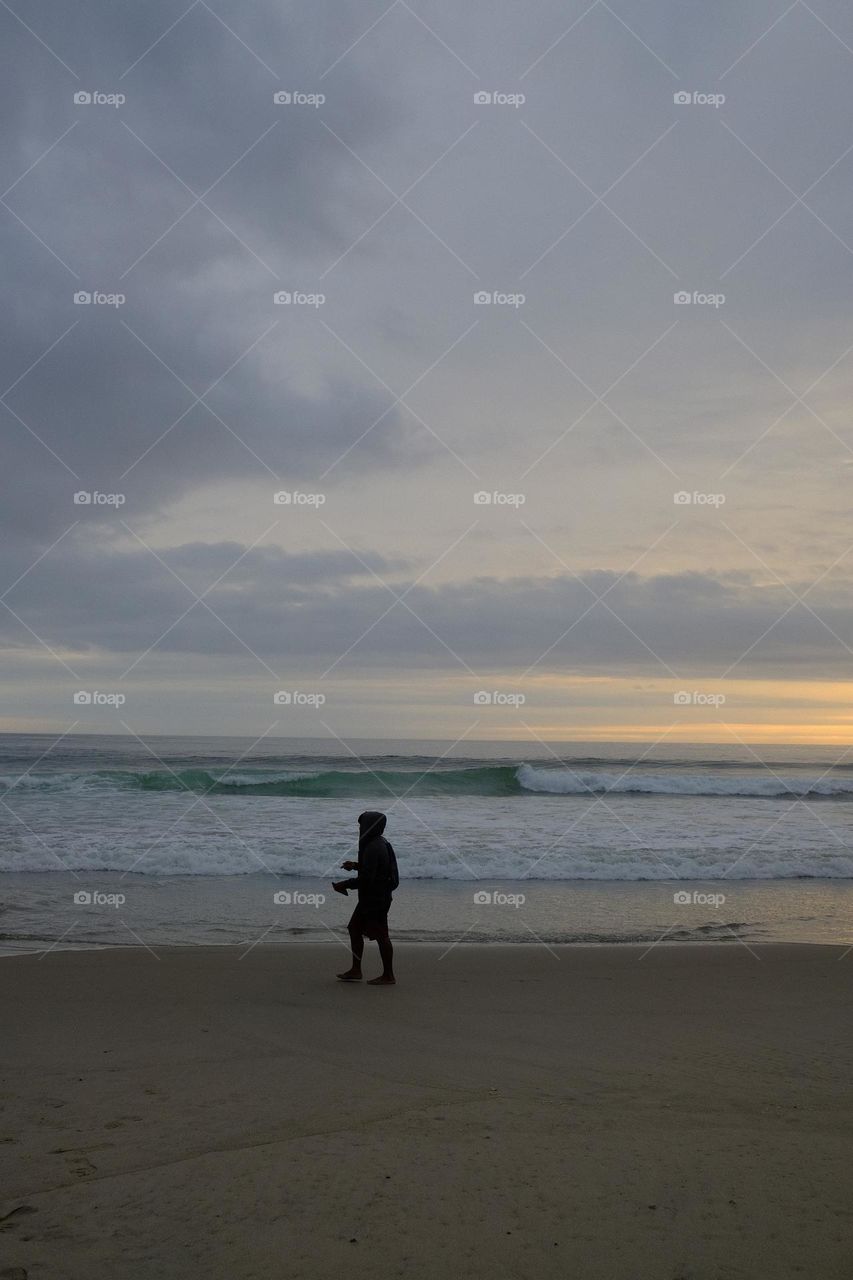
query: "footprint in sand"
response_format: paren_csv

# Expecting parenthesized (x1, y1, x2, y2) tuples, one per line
(104, 1115, 143, 1130)
(0, 1205, 38, 1232)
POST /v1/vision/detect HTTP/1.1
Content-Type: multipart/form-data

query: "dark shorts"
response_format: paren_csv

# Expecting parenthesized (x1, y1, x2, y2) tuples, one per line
(348, 896, 392, 940)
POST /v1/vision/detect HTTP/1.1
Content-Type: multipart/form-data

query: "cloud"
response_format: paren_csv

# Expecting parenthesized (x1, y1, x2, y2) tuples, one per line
(3, 0, 853, 731)
(3, 533, 851, 682)
(0, 0, 431, 551)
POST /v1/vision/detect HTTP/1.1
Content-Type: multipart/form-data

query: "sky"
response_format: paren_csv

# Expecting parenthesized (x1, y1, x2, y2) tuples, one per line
(3, 0, 853, 744)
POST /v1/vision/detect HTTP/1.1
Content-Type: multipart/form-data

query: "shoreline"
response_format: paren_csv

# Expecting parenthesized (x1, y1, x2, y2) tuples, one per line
(2, 936, 852, 958)
(4, 872, 853, 951)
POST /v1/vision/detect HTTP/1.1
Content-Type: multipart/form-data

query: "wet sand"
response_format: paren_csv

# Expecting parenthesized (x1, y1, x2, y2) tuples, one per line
(2, 942, 853, 1278)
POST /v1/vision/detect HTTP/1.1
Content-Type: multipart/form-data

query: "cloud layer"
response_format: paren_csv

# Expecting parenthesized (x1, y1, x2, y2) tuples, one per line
(3, 0, 853, 734)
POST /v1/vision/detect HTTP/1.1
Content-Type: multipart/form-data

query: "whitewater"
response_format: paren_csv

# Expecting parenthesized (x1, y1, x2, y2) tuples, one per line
(2, 732, 853, 880)
(4, 732, 853, 951)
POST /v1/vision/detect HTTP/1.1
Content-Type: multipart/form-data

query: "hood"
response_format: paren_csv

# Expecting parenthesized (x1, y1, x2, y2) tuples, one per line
(358, 810, 387, 847)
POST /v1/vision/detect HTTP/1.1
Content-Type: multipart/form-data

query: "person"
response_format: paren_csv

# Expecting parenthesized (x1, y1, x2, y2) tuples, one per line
(332, 810, 398, 985)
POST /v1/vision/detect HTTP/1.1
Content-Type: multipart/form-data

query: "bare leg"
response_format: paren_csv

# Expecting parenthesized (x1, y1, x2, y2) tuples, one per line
(368, 931, 395, 984)
(337, 926, 364, 980)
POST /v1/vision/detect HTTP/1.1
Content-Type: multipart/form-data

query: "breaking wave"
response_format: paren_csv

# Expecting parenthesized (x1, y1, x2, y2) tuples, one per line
(3, 762, 853, 800)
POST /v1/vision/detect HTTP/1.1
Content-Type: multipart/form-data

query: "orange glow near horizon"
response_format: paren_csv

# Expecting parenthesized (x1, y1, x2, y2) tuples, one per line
(513, 724, 853, 746)
(3, 676, 853, 746)
(448, 675, 853, 746)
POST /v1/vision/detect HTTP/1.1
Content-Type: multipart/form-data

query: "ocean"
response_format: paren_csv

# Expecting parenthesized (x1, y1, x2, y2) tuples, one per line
(2, 732, 853, 953)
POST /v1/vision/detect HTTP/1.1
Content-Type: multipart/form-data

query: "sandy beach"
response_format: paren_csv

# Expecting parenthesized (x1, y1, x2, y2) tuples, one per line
(2, 942, 853, 1278)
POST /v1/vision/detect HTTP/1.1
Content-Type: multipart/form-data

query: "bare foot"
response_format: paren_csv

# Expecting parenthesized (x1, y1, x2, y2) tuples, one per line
(332, 882, 348, 896)
(337, 970, 362, 981)
(368, 975, 396, 985)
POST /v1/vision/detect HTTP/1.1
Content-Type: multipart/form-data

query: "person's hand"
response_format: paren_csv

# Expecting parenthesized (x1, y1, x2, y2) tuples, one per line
(341, 860, 357, 871)
(332, 881, 349, 896)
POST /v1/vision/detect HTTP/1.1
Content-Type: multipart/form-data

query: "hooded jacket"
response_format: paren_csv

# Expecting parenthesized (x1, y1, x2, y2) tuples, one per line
(342, 811, 399, 903)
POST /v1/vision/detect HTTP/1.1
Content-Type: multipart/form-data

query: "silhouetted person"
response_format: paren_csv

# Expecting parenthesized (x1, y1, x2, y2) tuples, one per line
(333, 811, 398, 984)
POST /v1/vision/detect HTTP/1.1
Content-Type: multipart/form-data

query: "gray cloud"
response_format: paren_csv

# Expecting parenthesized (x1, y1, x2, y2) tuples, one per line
(3, 0, 853, 730)
(3, 534, 852, 681)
